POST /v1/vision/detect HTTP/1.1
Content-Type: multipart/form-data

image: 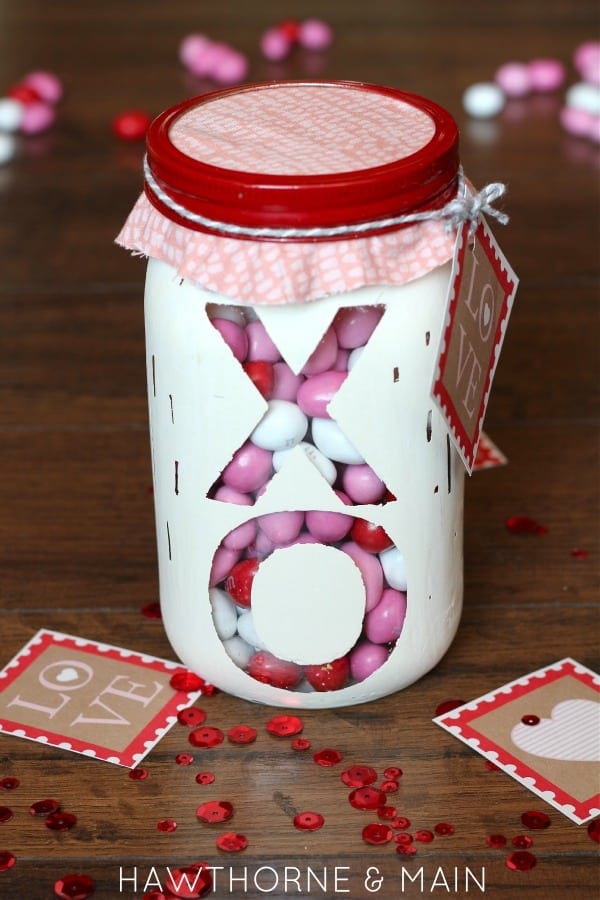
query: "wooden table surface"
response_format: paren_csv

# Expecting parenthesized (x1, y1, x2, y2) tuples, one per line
(0, 1, 598, 898)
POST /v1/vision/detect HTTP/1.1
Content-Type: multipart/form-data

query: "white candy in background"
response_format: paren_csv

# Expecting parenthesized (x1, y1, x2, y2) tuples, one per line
(0, 98, 24, 132)
(462, 82, 506, 118)
(565, 81, 600, 115)
(0, 132, 16, 165)
(379, 546, 408, 591)
(237, 610, 267, 650)
(273, 440, 337, 485)
(312, 417, 365, 464)
(250, 399, 308, 451)
(223, 634, 255, 668)
(209, 587, 238, 639)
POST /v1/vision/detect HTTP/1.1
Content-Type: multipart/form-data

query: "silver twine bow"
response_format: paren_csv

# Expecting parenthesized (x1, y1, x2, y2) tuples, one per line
(442, 176, 509, 236)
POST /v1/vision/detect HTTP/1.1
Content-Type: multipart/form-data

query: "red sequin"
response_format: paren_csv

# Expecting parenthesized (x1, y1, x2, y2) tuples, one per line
(53, 873, 95, 899)
(395, 843, 417, 855)
(485, 761, 501, 771)
(434, 822, 454, 835)
(141, 602, 162, 619)
(196, 801, 233, 824)
(189, 726, 224, 748)
(383, 766, 402, 779)
(486, 834, 507, 848)
(157, 818, 178, 833)
(227, 725, 257, 744)
(165, 863, 212, 898)
(341, 766, 377, 787)
(378, 806, 397, 820)
(195, 772, 215, 785)
(0, 851, 16, 870)
(391, 816, 411, 830)
(291, 738, 311, 751)
(293, 812, 324, 831)
(30, 799, 60, 816)
(512, 835, 533, 848)
(415, 829, 434, 843)
(587, 819, 600, 843)
(506, 515, 547, 535)
(571, 548, 589, 559)
(434, 699, 465, 716)
(521, 810, 550, 830)
(380, 780, 399, 793)
(348, 787, 387, 810)
(394, 832, 413, 844)
(362, 823, 392, 845)
(170, 671, 205, 692)
(266, 715, 303, 737)
(521, 715, 540, 726)
(216, 832, 248, 852)
(128, 768, 148, 781)
(0, 778, 19, 790)
(175, 753, 195, 766)
(177, 707, 206, 727)
(506, 850, 537, 871)
(201, 684, 219, 697)
(313, 748, 342, 767)
(0, 808, 13, 823)
(46, 812, 77, 831)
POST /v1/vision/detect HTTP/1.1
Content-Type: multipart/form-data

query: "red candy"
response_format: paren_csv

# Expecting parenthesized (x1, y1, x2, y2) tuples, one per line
(242, 361, 275, 399)
(305, 655, 350, 691)
(247, 650, 303, 689)
(7, 83, 41, 104)
(225, 558, 259, 607)
(350, 518, 393, 553)
(111, 109, 152, 142)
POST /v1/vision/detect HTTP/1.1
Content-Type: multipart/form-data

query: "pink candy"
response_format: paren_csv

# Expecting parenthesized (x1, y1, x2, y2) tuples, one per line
(364, 589, 407, 644)
(298, 19, 334, 52)
(297, 370, 347, 418)
(22, 70, 63, 104)
(301, 326, 338, 375)
(494, 58, 566, 97)
(350, 641, 389, 681)
(211, 318, 248, 362)
(260, 18, 333, 61)
(260, 27, 292, 62)
(343, 464, 386, 504)
(221, 442, 273, 493)
(20, 101, 56, 135)
(334, 305, 384, 349)
(178, 33, 248, 85)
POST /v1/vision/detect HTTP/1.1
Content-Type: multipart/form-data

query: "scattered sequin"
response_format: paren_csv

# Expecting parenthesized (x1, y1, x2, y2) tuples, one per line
(363, 823, 393, 845)
(341, 766, 377, 788)
(380, 780, 399, 793)
(506, 515, 547, 535)
(383, 766, 402, 779)
(141, 602, 162, 619)
(195, 772, 215, 785)
(30, 798, 61, 816)
(434, 822, 454, 835)
(201, 684, 219, 697)
(0, 808, 12, 823)
(227, 725, 257, 744)
(53, 873, 95, 899)
(348, 787, 387, 810)
(46, 812, 77, 831)
(521, 810, 550, 830)
(571, 548, 589, 559)
(170, 671, 205, 692)
(512, 834, 533, 848)
(0, 778, 19, 791)
(266, 715, 303, 737)
(395, 843, 417, 855)
(177, 707, 206, 727)
(587, 819, 600, 843)
(157, 818, 178, 833)
(485, 761, 501, 771)
(394, 832, 413, 844)
(391, 816, 411, 830)
(506, 850, 537, 871)
(165, 864, 212, 898)
(175, 753, 195, 766)
(434, 699, 465, 716)
(196, 801, 234, 823)
(128, 768, 148, 781)
(414, 830, 434, 843)
(293, 812, 324, 831)
(216, 832, 248, 852)
(521, 715, 540, 726)
(486, 834, 507, 848)
(378, 806, 397, 820)
(189, 726, 224, 748)
(0, 851, 16, 870)
(313, 748, 342, 767)
(291, 738, 311, 751)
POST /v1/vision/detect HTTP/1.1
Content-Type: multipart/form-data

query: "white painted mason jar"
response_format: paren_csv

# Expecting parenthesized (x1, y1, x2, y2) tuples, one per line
(118, 80, 466, 708)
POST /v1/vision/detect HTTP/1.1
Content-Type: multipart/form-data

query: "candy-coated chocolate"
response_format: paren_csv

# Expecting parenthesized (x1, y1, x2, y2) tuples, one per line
(364, 588, 407, 644)
(528, 58, 566, 92)
(273, 441, 337, 484)
(243, 360, 275, 398)
(462, 82, 505, 118)
(206, 302, 247, 326)
(237, 610, 267, 650)
(301, 326, 338, 375)
(223, 635, 254, 668)
(305, 498, 353, 543)
(312, 417, 364, 464)
(225, 558, 260, 607)
(305, 655, 350, 691)
(379, 546, 407, 591)
(7, 83, 41, 104)
(23, 70, 63, 104)
(0, 98, 24, 132)
(260, 27, 292, 62)
(209, 587, 238, 639)
(211, 317, 248, 362)
(343, 464, 386, 504)
(0, 133, 16, 165)
(221, 442, 273, 493)
(350, 641, 389, 681)
(271, 361, 304, 401)
(296, 369, 347, 418)
(560, 105, 596, 137)
(214, 485, 253, 505)
(574, 40, 600, 77)
(247, 650, 303, 688)
(257, 510, 304, 544)
(334, 305, 383, 349)
(21, 101, 56, 135)
(179, 33, 213, 71)
(211, 48, 249, 85)
(565, 82, 600, 115)
(222, 519, 257, 551)
(250, 399, 308, 451)
(210, 546, 241, 587)
(341, 541, 384, 611)
(111, 109, 151, 141)
(351, 518, 393, 553)
(246, 320, 281, 362)
(333, 347, 349, 371)
(297, 18, 334, 51)
(494, 62, 531, 98)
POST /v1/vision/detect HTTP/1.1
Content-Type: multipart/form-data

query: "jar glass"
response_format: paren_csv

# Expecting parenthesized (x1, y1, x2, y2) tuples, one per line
(118, 80, 465, 708)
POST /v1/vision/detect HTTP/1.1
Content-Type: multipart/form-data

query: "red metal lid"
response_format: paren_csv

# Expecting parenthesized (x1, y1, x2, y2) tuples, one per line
(145, 80, 459, 240)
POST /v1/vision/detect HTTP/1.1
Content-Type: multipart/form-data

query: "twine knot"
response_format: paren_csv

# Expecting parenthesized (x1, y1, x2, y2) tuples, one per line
(444, 179, 509, 236)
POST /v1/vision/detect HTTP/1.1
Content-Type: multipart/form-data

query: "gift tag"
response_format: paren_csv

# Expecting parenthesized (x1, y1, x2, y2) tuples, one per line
(432, 217, 518, 473)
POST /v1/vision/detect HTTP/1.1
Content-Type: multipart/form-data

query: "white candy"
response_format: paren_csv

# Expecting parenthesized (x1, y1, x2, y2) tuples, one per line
(565, 82, 600, 115)
(250, 399, 308, 451)
(0, 132, 16, 166)
(0, 98, 24, 133)
(237, 610, 267, 649)
(205, 302, 247, 326)
(347, 346, 365, 372)
(462, 82, 506, 119)
(273, 440, 337, 484)
(379, 546, 407, 591)
(209, 587, 238, 639)
(223, 635, 255, 668)
(311, 417, 365, 464)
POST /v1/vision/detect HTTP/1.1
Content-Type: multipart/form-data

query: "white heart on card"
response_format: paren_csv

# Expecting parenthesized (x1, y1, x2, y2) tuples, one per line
(55, 667, 80, 683)
(510, 699, 600, 762)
